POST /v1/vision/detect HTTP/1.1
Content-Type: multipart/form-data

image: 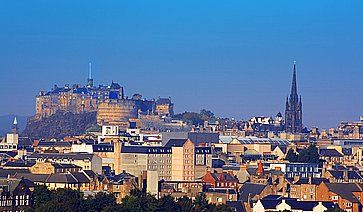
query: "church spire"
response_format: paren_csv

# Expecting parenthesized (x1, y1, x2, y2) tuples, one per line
(285, 61, 303, 134)
(290, 61, 298, 102)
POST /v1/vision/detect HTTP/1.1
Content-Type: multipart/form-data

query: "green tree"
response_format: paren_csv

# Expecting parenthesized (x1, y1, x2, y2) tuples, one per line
(33, 185, 52, 208)
(193, 193, 209, 211)
(158, 195, 180, 212)
(306, 144, 320, 163)
(177, 196, 193, 212)
(297, 144, 320, 163)
(285, 149, 298, 162)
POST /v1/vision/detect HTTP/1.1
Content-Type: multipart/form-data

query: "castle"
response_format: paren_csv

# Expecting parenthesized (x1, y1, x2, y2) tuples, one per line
(35, 65, 174, 126)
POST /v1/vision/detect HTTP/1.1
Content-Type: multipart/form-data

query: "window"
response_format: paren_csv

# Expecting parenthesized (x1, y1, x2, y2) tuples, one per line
(331, 196, 338, 200)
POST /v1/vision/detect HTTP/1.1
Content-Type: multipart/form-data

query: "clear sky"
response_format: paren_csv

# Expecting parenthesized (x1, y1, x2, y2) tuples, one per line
(0, 0, 362, 128)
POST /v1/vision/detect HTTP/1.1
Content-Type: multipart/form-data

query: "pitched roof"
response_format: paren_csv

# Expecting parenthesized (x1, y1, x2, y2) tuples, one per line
(325, 183, 363, 203)
(258, 196, 338, 211)
(14, 173, 49, 182)
(47, 173, 77, 183)
(328, 170, 363, 180)
(319, 149, 343, 157)
(239, 183, 268, 201)
(70, 172, 90, 183)
(164, 139, 188, 147)
(4, 160, 35, 168)
(29, 153, 95, 161)
(208, 172, 239, 183)
(294, 178, 329, 185)
(206, 188, 237, 194)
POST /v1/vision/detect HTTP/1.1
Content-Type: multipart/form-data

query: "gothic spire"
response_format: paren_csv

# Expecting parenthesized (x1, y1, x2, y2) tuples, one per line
(290, 61, 298, 102)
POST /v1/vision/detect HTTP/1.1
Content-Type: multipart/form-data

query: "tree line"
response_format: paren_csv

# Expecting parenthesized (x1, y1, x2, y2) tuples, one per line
(285, 144, 320, 163)
(26, 185, 233, 212)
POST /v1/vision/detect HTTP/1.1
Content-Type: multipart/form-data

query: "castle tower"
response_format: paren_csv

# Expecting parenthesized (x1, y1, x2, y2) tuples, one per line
(285, 62, 303, 134)
(87, 62, 94, 88)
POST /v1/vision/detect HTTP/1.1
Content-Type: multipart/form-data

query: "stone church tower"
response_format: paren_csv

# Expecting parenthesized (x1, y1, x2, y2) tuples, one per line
(285, 62, 303, 133)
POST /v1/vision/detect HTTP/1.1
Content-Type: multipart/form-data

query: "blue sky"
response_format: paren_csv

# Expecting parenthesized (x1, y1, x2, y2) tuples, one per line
(0, 0, 362, 128)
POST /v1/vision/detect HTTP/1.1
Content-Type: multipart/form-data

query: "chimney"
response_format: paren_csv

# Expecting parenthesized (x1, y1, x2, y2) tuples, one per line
(257, 161, 264, 176)
(343, 170, 349, 182)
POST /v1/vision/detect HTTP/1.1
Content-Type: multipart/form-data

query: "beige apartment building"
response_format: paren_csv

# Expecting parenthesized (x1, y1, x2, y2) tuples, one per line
(93, 139, 212, 181)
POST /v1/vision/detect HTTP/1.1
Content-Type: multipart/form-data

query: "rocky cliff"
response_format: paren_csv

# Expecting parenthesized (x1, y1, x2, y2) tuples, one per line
(22, 111, 97, 139)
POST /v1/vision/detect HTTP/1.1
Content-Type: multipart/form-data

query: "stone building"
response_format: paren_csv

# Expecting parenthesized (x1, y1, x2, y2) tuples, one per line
(35, 81, 124, 119)
(94, 139, 212, 181)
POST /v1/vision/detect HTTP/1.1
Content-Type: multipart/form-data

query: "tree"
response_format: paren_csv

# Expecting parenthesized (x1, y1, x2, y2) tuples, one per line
(158, 195, 180, 212)
(177, 196, 193, 212)
(193, 193, 209, 211)
(306, 144, 320, 163)
(82, 192, 116, 212)
(297, 144, 320, 163)
(33, 185, 52, 208)
(285, 149, 298, 162)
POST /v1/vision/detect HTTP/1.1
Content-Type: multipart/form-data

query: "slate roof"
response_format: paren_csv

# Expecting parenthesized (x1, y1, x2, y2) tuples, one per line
(29, 153, 95, 161)
(15, 172, 91, 184)
(36, 141, 72, 147)
(258, 195, 338, 211)
(319, 149, 343, 157)
(325, 183, 363, 203)
(52, 163, 81, 169)
(239, 183, 267, 201)
(47, 173, 76, 183)
(206, 188, 237, 194)
(108, 171, 135, 184)
(4, 160, 35, 168)
(165, 139, 188, 147)
(14, 173, 49, 182)
(121, 146, 172, 154)
(0, 168, 30, 179)
(208, 172, 239, 182)
(84, 170, 96, 179)
(328, 170, 363, 180)
(70, 172, 90, 183)
(294, 178, 329, 185)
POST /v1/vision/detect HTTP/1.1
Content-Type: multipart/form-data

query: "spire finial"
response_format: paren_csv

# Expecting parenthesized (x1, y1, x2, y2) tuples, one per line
(13, 117, 17, 125)
(89, 62, 92, 79)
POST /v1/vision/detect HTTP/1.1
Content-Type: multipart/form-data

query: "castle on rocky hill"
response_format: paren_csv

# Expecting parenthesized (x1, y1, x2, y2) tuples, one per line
(35, 65, 173, 127)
